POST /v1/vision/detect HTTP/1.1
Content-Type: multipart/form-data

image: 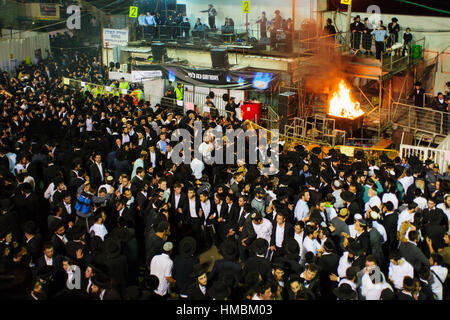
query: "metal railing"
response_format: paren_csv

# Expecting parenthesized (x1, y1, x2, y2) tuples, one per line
(391, 102, 449, 136)
(381, 37, 425, 71)
(399, 144, 449, 174)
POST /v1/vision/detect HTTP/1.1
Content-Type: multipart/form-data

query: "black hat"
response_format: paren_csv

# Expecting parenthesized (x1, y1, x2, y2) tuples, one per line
(271, 258, 287, 271)
(104, 238, 122, 259)
(347, 241, 364, 256)
(306, 176, 319, 188)
(250, 238, 269, 255)
(425, 159, 433, 166)
(283, 238, 300, 256)
(311, 146, 321, 155)
(392, 17, 398, 22)
(179, 236, 197, 257)
(414, 81, 422, 86)
(209, 280, 231, 300)
(357, 218, 367, 227)
(333, 283, 356, 300)
(220, 240, 237, 261)
(142, 275, 159, 291)
(70, 224, 86, 241)
(341, 191, 356, 203)
(22, 221, 40, 235)
(91, 273, 111, 289)
(191, 263, 208, 278)
(0, 199, 12, 212)
(355, 150, 364, 160)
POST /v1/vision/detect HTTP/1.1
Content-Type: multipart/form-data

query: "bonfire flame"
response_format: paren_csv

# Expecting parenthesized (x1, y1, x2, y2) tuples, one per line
(328, 80, 364, 119)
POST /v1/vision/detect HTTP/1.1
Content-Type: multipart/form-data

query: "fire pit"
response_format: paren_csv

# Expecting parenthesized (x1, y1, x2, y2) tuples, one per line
(327, 80, 365, 133)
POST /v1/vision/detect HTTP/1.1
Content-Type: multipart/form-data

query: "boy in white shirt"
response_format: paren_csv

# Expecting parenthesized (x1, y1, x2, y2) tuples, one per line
(89, 211, 108, 241)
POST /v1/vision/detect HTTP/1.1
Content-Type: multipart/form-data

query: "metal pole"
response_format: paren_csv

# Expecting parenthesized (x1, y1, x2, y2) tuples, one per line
(378, 79, 382, 137)
(344, 2, 352, 50)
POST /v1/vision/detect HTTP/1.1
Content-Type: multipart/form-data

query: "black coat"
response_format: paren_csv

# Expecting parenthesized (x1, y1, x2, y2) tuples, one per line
(269, 221, 294, 247)
(398, 241, 430, 272)
(26, 234, 43, 262)
(187, 282, 211, 300)
(243, 256, 272, 282)
(208, 259, 242, 283)
(173, 255, 199, 296)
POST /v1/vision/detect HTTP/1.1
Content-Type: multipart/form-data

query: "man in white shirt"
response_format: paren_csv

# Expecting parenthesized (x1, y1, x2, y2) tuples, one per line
(150, 242, 176, 297)
(251, 211, 272, 245)
(89, 211, 108, 241)
(190, 155, 205, 180)
(294, 221, 305, 260)
(397, 202, 418, 231)
(364, 186, 381, 213)
(301, 224, 321, 263)
(388, 250, 414, 290)
(294, 190, 310, 222)
(413, 189, 427, 210)
(430, 253, 448, 300)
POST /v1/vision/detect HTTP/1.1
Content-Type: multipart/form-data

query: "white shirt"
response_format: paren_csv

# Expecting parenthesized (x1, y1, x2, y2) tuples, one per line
(294, 231, 304, 258)
(150, 253, 173, 296)
(86, 118, 93, 131)
(44, 182, 56, 200)
(414, 197, 428, 211)
(63, 202, 72, 215)
(431, 265, 448, 300)
(294, 199, 309, 222)
(397, 209, 415, 231)
(382, 193, 399, 210)
(373, 221, 387, 243)
(98, 184, 113, 195)
(252, 218, 272, 244)
(361, 273, 392, 300)
(365, 195, 381, 213)
(337, 252, 353, 278)
(44, 255, 53, 266)
(174, 193, 181, 209)
(302, 236, 321, 260)
(348, 224, 357, 238)
(189, 198, 197, 218)
(150, 152, 156, 168)
(89, 223, 108, 241)
(388, 259, 414, 290)
(201, 200, 212, 225)
(398, 176, 414, 194)
(190, 158, 205, 180)
(275, 223, 285, 248)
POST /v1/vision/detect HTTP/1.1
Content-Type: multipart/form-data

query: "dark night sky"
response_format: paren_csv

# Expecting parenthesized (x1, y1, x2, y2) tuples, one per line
(328, 0, 450, 17)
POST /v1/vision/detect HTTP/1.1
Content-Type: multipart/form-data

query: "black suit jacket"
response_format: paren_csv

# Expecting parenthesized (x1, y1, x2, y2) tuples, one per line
(270, 221, 294, 247)
(51, 233, 67, 256)
(208, 259, 242, 283)
(187, 282, 211, 300)
(26, 234, 43, 263)
(243, 256, 272, 282)
(173, 255, 199, 296)
(398, 241, 430, 272)
(36, 254, 63, 275)
(382, 212, 399, 252)
(89, 162, 105, 187)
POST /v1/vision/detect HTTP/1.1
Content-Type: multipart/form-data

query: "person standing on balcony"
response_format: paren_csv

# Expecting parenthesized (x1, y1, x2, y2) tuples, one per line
(138, 13, 147, 40)
(371, 26, 389, 60)
(402, 28, 413, 56)
(201, 4, 217, 30)
(256, 12, 268, 39)
(350, 15, 365, 54)
(362, 18, 373, 56)
(387, 18, 400, 48)
(407, 81, 425, 127)
(145, 12, 157, 39)
(432, 92, 449, 134)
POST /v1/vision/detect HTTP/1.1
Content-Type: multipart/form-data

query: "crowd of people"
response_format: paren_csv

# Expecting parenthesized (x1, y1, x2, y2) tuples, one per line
(1, 39, 450, 301)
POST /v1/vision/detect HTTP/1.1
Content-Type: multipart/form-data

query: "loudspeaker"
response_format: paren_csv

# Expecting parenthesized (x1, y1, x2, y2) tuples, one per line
(223, 93, 229, 102)
(210, 49, 229, 69)
(109, 61, 115, 69)
(209, 91, 215, 99)
(115, 62, 120, 69)
(278, 92, 298, 134)
(151, 43, 167, 63)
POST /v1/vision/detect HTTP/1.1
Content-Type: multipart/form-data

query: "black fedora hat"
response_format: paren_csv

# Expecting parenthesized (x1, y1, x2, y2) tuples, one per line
(22, 221, 40, 235)
(283, 238, 300, 256)
(179, 236, 197, 257)
(191, 263, 208, 278)
(347, 241, 364, 256)
(250, 238, 269, 256)
(271, 258, 287, 271)
(414, 81, 422, 86)
(341, 191, 356, 203)
(333, 283, 356, 300)
(220, 240, 237, 261)
(142, 275, 159, 291)
(104, 238, 122, 259)
(70, 223, 86, 241)
(209, 280, 231, 300)
(91, 273, 111, 289)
